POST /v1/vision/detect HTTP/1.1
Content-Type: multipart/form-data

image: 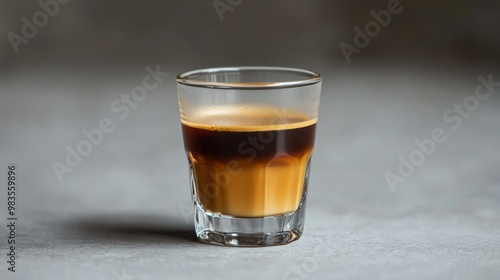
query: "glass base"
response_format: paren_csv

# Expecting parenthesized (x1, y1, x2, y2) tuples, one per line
(193, 198, 307, 247)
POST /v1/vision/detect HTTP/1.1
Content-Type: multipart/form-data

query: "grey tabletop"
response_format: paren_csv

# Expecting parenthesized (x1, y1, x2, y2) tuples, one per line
(0, 65, 499, 280)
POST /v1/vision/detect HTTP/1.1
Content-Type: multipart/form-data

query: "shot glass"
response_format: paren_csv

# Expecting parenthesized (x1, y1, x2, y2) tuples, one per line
(176, 66, 322, 246)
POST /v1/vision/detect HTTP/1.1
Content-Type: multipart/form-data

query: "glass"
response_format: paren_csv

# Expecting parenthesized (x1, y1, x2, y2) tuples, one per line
(176, 66, 322, 246)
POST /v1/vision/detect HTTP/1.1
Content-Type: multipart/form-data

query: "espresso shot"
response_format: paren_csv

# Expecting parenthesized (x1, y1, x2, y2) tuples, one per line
(182, 105, 316, 218)
(177, 66, 322, 246)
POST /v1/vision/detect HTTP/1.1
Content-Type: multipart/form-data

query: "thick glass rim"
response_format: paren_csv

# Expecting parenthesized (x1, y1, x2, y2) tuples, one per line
(176, 66, 322, 89)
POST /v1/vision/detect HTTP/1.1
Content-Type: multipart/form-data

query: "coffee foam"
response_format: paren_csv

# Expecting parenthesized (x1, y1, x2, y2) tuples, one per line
(181, 105, 317, 132)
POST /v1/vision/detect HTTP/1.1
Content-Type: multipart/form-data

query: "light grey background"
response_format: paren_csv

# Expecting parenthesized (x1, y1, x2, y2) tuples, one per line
(0, 1, 499, 279)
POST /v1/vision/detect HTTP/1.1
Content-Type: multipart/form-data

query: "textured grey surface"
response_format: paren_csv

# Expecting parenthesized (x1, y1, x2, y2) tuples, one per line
(0, 65, 499, 280)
